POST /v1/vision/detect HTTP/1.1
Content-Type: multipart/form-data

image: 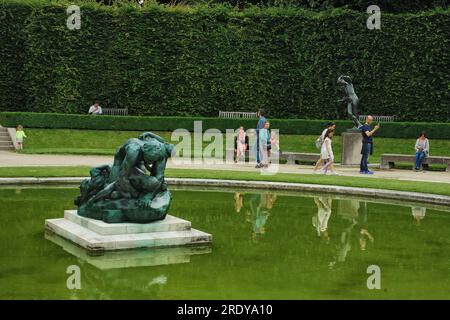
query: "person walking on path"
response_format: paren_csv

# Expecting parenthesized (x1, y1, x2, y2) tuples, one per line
(314, 122, 336, 173)
(414, 131, 429, 171)
(320, 129, 338, 175)
(269, 130, 280, 158)
(360, 115, 380, 174)
(255, 109, 267, 168)
(236, 126, 247, 162)
(258, 121, 271, 168)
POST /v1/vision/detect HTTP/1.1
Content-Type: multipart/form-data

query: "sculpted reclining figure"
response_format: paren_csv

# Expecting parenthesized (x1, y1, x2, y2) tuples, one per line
(74, 132, 174, 223)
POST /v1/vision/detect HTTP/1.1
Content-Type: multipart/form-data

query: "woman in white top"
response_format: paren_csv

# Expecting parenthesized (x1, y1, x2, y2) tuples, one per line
(314, 122, 336, 172)
(414, 131, 429, 171)
(320, 129, 338, 175)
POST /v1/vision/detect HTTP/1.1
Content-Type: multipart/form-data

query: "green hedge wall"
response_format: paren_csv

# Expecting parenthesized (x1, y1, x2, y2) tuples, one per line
(191, 0, 450, 13)
(1, 1, 449, 121)
(2, 112, 450, 139)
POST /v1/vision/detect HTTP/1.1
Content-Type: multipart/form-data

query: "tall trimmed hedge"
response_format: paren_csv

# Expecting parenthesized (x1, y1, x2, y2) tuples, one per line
(191, 0, 450, 13)
(95, 1, 450, 14)
(0, 1, 449, 121)
(2, 112, 450, 139)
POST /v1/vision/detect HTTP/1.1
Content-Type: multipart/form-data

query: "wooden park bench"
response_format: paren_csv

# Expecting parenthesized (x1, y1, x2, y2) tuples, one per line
(380, 154, 450, 171)
(280, 152, 320, 165)
(103, 108, 129, 116)
(358, 115, 396, 122)
(219, 111, 258, 119)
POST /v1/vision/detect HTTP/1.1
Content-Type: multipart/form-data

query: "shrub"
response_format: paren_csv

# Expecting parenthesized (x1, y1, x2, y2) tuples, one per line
(1, 112, 449, 139)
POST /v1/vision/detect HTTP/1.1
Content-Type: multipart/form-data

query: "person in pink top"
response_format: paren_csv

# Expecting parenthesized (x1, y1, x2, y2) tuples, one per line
(236, 126, 247, 162)
(269, 130, 279, 157)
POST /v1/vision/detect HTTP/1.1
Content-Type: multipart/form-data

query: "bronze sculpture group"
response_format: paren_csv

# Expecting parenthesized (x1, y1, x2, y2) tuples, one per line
(75, 132, 174, 223)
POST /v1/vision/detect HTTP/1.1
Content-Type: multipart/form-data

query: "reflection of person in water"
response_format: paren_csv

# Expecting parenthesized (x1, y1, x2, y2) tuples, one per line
(329, 199, 373, 268)
(312, 196, 332, 241)
(247, 192, 277, 241)
(234, 192, 244, 213)
(357, 201, 374, 251)
(336, 219, 357, 264)
(411, 206, 426, 225)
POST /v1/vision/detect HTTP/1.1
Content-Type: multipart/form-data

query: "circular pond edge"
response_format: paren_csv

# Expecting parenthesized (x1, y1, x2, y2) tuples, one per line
(0, 177, 449, 206)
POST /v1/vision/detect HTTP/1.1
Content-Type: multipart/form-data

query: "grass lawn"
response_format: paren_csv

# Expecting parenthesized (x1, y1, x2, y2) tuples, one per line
(1, 166, 450, 197)
(17, 129, 450, 165)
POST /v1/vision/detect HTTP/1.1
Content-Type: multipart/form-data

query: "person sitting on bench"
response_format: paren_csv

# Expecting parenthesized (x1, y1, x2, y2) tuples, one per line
(88, 100, 103, 115)
(414, 131, 429, 171)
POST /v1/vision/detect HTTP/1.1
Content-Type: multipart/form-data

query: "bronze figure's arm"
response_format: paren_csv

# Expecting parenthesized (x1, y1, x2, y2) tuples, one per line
(139, 132, 165, 143)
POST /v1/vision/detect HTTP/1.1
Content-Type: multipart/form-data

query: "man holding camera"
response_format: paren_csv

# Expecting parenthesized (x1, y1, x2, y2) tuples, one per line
(360, 115, 380, 174)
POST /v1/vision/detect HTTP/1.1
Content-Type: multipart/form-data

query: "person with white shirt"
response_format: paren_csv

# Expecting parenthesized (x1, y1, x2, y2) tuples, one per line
(314, 122, 336, 173)
(320, 129, 338, 175)
(88, 100, 103, 115)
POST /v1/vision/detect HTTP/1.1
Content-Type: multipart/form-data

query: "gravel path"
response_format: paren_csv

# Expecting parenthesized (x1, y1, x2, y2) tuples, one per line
(0, 151, 449, 184)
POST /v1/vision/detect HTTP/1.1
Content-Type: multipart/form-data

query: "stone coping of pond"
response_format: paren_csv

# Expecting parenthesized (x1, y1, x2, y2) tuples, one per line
(0, 176, 449, 206)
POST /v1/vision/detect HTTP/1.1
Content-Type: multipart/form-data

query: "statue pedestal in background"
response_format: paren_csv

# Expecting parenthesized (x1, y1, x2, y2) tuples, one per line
(341, 131, 362, 166)
(45, 210, 212, 252)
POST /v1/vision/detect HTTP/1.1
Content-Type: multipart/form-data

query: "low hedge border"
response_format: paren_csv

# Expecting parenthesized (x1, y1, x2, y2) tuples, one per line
(1, 112, 449, 139)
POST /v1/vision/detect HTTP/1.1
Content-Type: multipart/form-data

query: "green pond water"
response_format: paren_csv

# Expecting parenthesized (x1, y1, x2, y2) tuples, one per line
(0, 186, 449, 300)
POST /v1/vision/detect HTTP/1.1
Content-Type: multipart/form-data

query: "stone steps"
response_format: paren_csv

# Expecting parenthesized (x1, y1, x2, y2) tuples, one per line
(45, 210, 212, 252)
(0, 142, 14, 150)
(0, 127, 14, 150)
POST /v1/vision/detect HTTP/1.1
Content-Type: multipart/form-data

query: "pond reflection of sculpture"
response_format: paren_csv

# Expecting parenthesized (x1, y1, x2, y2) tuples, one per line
(312, 196, 332, 242)
(46, 233, 173, 299)
(45, 231, 211, 270)
(74, 132, 174, 223)
(67, 259, 169, 300)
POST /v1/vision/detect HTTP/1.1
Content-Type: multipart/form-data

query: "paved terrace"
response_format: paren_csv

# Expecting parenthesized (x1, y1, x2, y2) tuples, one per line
(0, 151, 449, 184)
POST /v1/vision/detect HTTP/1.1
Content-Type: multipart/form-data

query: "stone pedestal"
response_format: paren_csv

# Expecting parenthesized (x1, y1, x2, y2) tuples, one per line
(45, 210, 212, 253)
(341, 131, 362, 166)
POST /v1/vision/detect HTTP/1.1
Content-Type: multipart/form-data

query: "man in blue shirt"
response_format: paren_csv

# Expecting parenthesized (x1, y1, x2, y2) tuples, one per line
(360, 115, 380, 174)
(255, 109, 267, 168)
